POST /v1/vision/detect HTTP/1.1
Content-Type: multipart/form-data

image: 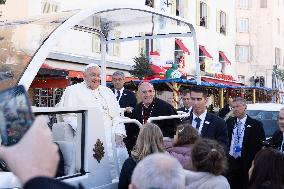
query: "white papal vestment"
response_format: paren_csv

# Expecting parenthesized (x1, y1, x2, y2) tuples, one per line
(58, 81, 128, 179)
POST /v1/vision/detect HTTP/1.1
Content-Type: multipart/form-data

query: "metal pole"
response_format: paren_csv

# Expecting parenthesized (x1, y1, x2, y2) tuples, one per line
(101, 39, 107, 86)
(188, 25, 200, 85)
(219, 88, 224, 108)
(252, 89, 256, 104)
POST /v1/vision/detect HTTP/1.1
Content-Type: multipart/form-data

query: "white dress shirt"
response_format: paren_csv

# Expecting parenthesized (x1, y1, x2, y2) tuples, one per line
(192, 110, 207, 134)
(115, 87, 124, 102)
(229, 115, 247, 157)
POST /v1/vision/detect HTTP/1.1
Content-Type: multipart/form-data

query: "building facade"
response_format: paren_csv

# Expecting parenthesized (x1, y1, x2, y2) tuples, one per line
(235, 0, 284, 88)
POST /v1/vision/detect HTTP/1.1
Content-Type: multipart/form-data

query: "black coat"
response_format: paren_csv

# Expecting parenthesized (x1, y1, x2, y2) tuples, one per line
(271, 129, 283, 150)
(24, 177, 84, 189)
(227, 115, 265, 172)
(182, 112, 229, 151)
(130, 98, 180, 138)
(113, 89, 137, 109)
(219, 104, 231, 118)
(118, 157, 137, 189)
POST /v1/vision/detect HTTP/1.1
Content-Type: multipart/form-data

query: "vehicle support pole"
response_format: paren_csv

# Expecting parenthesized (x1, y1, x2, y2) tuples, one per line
(101, 39, 107, 86)
(219, 88, 224, 108)
(166, 82, 181, 109)
(253, 89, 256, 104)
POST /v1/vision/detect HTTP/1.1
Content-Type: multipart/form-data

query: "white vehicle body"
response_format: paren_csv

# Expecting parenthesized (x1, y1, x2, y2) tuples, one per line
(247, 103, 283, 138)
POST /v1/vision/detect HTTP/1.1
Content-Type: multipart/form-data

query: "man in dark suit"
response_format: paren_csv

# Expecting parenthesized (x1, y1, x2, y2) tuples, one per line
(182, 86, 228, 150)
(226, 97, 265, 189)
(112, 71, 137, 154)
(178, 89, 193, 113)
(218, 97, 233, 119)
(129, 82, 180, 150)
(112, 71, 137, 115)
(270, 107, 284, 151)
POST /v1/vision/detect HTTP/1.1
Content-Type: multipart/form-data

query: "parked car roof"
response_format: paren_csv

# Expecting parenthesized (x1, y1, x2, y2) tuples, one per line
(247, 103, 283, 111)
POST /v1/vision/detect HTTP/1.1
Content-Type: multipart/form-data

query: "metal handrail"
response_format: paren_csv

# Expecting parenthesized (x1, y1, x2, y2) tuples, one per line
(147, 113, 190, 123)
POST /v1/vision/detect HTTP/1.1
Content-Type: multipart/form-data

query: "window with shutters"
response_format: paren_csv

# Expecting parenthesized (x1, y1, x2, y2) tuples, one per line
(260, 0, 267, 8)
(92, 16, 101, 53)
(275, 48, 281, 65)
(239, 0, 249, 9)
(236, 45, 250, 62)
(197, 1, 208, 28)
(277, 18, 280, 35)
(220, 11, 226, 35)
(42, 1, 59, 14)
(239, 18, 249, 33)
(113, 31, 121, 57)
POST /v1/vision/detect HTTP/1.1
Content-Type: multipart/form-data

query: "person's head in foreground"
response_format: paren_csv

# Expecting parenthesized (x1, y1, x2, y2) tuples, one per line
(249, 148, 284, 189)
(129, 153, 186, 189)
(191, 138, 227, 175)
(131, 123, 164, 161)
(173, 123, 199, 147)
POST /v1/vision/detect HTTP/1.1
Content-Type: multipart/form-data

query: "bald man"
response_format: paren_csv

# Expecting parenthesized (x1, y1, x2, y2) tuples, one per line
(128, 82, 180, 151)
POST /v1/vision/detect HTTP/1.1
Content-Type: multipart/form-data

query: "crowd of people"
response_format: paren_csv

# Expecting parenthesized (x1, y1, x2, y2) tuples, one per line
(1, 63, 284, 189)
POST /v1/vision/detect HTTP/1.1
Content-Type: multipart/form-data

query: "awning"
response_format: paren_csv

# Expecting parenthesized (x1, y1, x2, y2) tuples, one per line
(69, 70, 84, 78)
(175, 39, 190, 55)
(219, 51, 231, 65)
(199, 45, 213, 59)
(202, 77, 242, 86)
(38, 64, 68, 77)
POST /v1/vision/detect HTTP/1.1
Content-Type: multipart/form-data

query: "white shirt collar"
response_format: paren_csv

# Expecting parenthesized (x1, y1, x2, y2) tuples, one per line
(115, 87, 124, 94)
(193, 110, 207, 122)
(237, 115, 247, 125)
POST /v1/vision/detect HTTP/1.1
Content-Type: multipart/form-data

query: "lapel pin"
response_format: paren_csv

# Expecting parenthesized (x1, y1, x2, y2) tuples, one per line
(247, 125, 251, 128)
(205, 121, 210, 124)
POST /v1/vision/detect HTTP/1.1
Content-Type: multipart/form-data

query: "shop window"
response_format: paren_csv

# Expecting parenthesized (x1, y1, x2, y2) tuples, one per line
(238, 75, 245, 84)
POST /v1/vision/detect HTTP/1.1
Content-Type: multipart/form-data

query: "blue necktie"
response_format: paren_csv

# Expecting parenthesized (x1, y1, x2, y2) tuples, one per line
(195, 117, 201, 130)
(232, 121, 242, 158)
(116, 90, 121, 101)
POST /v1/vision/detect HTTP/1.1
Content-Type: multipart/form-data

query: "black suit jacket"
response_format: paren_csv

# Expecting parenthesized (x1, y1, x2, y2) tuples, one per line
(112, 88, 137, 109)
(130, 97, 181, 138)
(112, 88, 137, 118)
(219, 104, 231, 118)
(271, 129, 283, 150)
(226, 115, 265, 172)
(183, 112, 229, 151)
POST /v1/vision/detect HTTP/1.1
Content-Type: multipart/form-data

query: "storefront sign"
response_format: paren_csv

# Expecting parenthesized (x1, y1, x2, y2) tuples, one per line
(214, 73, 233, 81)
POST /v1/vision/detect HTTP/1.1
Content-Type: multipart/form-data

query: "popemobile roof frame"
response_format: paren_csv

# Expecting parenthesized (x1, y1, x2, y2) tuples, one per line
(0, 1, 199, 91)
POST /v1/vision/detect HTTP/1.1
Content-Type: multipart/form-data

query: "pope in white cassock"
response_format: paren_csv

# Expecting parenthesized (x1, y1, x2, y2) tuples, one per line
(58, 63, 128, 180)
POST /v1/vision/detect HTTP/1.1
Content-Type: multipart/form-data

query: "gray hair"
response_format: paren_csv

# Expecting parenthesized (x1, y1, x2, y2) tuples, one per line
(112, 71, 125, 78)
(84, 63, 101, 73)
(138, 82, 154, 92)
(233, 97, 246, 106)
(131, 153, 185, 189)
